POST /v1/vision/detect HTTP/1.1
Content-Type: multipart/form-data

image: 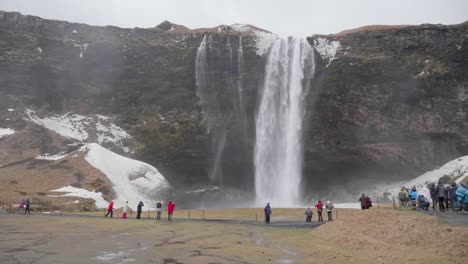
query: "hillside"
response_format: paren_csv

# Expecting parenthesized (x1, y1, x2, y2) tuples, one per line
(0, 10, 467, 207)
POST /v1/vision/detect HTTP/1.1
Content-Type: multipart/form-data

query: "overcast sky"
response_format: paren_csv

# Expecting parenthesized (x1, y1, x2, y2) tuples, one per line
(1, 0, 467, 37)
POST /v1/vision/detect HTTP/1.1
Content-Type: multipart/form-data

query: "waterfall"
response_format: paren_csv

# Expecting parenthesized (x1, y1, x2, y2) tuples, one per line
(195, 35, 223, 182)
(195, 34, 250, 185)
(236, 36, 248, 138)
(254, 37, 316, 206)
(195, 35, 216, 132)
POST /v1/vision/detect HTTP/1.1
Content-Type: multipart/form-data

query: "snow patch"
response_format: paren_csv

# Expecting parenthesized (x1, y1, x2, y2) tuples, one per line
(72, 30, 77, 34)
(74, 44, 84, 58)
(36, 47, 42, 54)
(230, 24, 252, 32)
(313, 38, 341, 67)
(64, 200, 80, 204)
(35, 152, 68, 161)
(8, 108, 14, 112)
(84, 143, 170, 210)
(25, 108, 89, 141)
(96, 114, 110, 120)
(96, 121, 130, 153)
(0, 128, 14, 139)
(254, 31, 279, 56)
(50, 185, 107, 208)
(229, 23, 279, 56)
(25, 109, 130, 151)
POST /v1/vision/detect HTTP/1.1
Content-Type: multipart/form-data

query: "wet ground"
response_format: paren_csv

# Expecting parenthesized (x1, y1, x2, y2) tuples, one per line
(0, 214, 322, 264)
(1, 208, 467, 264)
(418, 209, 468, 226)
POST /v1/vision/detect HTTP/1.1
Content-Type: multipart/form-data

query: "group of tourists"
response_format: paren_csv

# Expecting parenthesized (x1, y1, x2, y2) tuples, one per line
(16, 198, 31, 215)
(104, 200, 176, 221)
(306, 200, 335, 222)
(358, 194, 372, 210)
(398, 181, 468, 212)
(264, 201, 335, 224)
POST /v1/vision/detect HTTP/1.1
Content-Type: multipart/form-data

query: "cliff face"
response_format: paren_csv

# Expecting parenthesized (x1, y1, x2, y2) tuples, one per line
(304, 24, 468, 195)
(0, 11, 467, 197)
(0, 11, 268, 189)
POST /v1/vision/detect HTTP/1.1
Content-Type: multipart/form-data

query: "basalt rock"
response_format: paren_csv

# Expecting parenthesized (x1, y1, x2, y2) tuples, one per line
(0, 10, 467, 196)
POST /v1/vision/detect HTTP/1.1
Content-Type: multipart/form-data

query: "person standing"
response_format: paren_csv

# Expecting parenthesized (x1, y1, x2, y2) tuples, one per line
(156, 201, 163, 220)
(24, 198, 31, 215)
(121, 201, 129, 219)
(305, 207, 313, 222)
(429, 183, 437, 210)
(325, 201, 334, 221)
(409, 187, 418, 201)
(436, 181, 446, 212)
(105, 201, 114, 217)
(167, 200, 176, 221)
(450, 182, 459, 211)
(136, 201, 144, 219)
(365, 196, 372, 209)
(398, 187, 409, 208)
(17, 199, 25, 214)
(359, 194, 367, 210)
(315, 201, 324, 221)
(264, 203, 272, 224)
(444, 185, 451, 209)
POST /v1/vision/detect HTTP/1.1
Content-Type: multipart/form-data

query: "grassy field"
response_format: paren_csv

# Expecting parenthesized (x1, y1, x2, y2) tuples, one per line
(1, 207, 467, 264)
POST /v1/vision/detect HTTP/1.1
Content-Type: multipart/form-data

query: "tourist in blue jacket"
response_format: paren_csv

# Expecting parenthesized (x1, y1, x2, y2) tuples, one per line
(450, 182, 459, 211)
(456, 184, 468, 212)
(264, 203, 272, 224)
(409, 187, 418, 200)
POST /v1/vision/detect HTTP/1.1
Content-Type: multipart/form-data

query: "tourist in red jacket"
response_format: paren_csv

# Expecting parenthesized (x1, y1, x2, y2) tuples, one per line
(105, 201, 114, 218)
(315, 201, 324, 222)
(167, 200, 176, 221)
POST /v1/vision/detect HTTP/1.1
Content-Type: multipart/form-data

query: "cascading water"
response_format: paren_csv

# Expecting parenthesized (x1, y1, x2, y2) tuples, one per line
(236, 36, 248, 138)
(254, 37, 315, 207)
(195, 35, 224, 182)
(195, 35, 216, 133)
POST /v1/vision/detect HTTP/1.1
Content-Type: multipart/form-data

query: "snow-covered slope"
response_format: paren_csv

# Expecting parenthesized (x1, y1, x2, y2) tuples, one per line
(386, 156, 468, 198)
(26, 108, 89, 141)
(25, 108, 130, 152)
(83, 143, 171, 209)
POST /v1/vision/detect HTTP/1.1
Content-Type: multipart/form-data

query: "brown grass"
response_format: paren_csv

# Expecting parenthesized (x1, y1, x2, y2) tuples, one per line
(0, 153, 114, 210)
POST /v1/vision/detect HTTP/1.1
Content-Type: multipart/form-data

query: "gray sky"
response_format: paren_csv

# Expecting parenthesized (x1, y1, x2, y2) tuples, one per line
(1, 0, 467, 37)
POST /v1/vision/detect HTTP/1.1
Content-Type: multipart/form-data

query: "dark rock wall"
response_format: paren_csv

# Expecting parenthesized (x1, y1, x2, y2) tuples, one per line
(304, 23, 468, 195)
(1, 11, 467, 194)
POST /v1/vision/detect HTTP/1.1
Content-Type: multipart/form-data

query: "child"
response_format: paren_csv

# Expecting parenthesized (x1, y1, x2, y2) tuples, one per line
(122, 201, 129, 219)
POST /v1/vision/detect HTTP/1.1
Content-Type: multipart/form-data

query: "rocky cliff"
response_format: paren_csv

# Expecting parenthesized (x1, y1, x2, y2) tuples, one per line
(304, 23, 468, 197)
(1, 11, 467, 202)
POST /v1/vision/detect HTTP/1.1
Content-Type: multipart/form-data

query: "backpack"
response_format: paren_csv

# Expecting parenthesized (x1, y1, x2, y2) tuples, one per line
(398, 191, 406, 199)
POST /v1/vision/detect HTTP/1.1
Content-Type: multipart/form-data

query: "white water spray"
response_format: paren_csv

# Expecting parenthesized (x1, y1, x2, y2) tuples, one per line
(254, 37, 315, 206)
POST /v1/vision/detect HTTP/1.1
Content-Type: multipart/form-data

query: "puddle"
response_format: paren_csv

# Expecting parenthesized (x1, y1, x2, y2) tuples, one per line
(94, 251, 128, 261)
(276, 259, 295, 264)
